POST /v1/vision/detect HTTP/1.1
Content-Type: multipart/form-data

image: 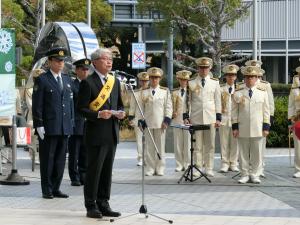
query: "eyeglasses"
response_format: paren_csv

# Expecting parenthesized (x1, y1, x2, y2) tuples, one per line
(99, 57, 113, 62)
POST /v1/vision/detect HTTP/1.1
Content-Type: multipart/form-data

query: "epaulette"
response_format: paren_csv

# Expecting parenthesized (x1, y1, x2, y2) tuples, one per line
(172, 87, 180, 92)
(210, 77, 219, 81)
(260, 80, 269, 84)
(134, 89, 141, 92)
(189, 77, 196, 81)
(159, 86, 168, 90)
(257, 86, 266, 91)
(292, 86, 300, 89)
(220, 83, 226, 87)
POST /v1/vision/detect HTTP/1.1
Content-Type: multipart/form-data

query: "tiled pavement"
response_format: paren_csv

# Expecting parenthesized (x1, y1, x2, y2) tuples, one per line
(1, 142, 300, 224)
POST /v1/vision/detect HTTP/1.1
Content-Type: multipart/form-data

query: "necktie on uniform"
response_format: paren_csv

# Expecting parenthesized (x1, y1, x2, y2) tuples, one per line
(181, 88, 185, 97)
(228, 86, 232, 94)
(249, 89, 253, 98)
(152, 90, 155, 96)
(201, 78, 205, 87)
(57, 76, 63, 92)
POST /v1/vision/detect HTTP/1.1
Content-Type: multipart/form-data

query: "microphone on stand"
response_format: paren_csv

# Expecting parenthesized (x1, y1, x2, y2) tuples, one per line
(115, 70, 136, 79)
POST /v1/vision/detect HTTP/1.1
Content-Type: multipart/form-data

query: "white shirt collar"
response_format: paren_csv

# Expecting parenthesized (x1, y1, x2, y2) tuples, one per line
(50, 69, 61, 79)
(95, 69, 108, 84)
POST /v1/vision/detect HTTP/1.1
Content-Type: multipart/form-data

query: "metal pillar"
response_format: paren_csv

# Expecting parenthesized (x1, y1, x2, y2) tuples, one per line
(87, 0, 91, 27)
(285, 0, 289, 84)
(252, 0, 258, 60)
(167, 27, 173, 90)
(0, 116, 30, 185)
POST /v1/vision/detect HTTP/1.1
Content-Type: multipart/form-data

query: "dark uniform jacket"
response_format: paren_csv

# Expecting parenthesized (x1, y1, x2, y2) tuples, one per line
(72, 78, 85, 135)
(32, 70, 74, 136)
(77, 72, 123, 145)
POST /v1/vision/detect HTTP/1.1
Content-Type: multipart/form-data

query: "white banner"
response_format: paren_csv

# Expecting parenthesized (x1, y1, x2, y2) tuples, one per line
(132, 43, 146, 69)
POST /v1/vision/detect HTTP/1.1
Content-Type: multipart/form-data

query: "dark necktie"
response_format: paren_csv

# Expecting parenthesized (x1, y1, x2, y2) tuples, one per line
(228, 87, 232, 94)
(103, 77, 107, 84)
(152, 90, 155, 96)
(181, 88, 185, 97)
(57, 76, 63, 92)
(201, 78, 205, 87)
(249, 89, 253, 98)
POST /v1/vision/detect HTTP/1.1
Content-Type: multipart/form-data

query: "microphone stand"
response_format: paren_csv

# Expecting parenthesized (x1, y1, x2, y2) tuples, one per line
(110, 72, 173, 224)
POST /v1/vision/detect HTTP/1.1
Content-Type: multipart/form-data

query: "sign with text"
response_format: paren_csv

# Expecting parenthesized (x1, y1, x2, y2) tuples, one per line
(132, 43, 146, 69)
(0, 29, 16, 125)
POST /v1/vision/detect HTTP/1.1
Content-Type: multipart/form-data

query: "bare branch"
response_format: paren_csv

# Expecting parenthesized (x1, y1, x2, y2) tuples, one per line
(173, 59, 197, 73)
(15, 0, 36, 18)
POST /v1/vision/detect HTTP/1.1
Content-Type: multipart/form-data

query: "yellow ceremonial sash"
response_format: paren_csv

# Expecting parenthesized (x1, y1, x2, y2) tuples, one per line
(89, 74, 115, 111)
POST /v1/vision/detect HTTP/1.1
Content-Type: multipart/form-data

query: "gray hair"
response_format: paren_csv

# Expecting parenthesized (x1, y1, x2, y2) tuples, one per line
(91, 48, 112, 61)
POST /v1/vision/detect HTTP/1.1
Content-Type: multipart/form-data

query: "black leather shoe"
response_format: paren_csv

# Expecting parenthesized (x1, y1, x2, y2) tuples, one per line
(101, 208, 121, 217)
(71, 181, 81, 186)
(86, 209, 103, 218)
(42, 193, 54, 199)
(97, 200, 121, 217)
(53, 191, 69, 198)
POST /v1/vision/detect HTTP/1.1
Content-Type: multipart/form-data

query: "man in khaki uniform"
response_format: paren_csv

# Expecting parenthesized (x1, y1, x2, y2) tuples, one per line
(184, 57, 222, 177)
(288, 66, 300, 178)
(128, 72, 149, 166)
(171, 70, 191, 172)
(140, 67, 172, 176)
(232, 66, 270, 184)
(219, 65, 239, 173)
(245, 60, 274, 177)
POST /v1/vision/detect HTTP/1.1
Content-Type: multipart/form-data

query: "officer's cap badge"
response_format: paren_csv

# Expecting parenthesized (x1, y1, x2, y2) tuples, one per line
(59, 50, 64, 56)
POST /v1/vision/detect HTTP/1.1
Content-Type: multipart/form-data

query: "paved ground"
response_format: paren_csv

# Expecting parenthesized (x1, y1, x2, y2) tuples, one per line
(1, 142, 300, 224)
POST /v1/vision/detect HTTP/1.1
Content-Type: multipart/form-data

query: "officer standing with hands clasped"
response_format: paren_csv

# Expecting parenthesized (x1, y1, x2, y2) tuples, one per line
(128, 72, 149, 166)
(68, 58, 90, 186)
(219, 65, 239, 173)
(32, 47, 74, 199)
(77, 48, 125, 219)
(232, 66, 270, 184)
(184, 57, 222, 177)
(172, 70, 191, 172)
(140, 67, 172, 176)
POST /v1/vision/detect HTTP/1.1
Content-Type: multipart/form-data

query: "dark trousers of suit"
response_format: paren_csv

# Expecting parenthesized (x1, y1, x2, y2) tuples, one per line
(68, 135, 87, 183)
(84, 142, 116, 209)
(39, 135, 67, 195)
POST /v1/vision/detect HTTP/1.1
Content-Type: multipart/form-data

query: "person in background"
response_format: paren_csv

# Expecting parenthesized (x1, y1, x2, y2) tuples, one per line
(25, 68, 45, 165)
(128, 72, 149, 166)
(219, 65, 239, 173)
(68, 58, 90, 186)
(171, 70, 191, 172)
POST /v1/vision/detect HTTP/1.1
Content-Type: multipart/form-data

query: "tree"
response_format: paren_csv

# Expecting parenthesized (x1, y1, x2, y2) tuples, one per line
(2, 0, 112, 79)
(138, 0, 252, 76)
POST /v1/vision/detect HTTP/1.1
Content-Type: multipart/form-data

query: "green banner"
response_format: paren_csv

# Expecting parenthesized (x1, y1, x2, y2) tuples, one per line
(0, 29, 16, 74)
(0, 29, 16, 123)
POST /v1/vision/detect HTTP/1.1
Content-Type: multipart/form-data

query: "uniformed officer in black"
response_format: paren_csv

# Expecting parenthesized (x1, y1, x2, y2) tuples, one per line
(68, 58, 90, 186)
(32, 47, 74, 199)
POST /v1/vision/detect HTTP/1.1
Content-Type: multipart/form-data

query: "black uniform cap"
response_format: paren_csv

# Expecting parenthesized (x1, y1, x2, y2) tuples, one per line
(73, 58, 91, 69)
(46, 47, 68, 60)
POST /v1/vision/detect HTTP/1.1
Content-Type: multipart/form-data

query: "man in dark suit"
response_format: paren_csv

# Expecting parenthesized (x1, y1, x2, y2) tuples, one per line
(32, 47, 74, 199)
(77, 48, 125, 219)
(68, 58, 90, 186)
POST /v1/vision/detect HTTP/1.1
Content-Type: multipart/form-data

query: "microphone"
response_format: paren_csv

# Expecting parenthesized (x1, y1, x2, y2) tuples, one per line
(115, 70, 136, 79)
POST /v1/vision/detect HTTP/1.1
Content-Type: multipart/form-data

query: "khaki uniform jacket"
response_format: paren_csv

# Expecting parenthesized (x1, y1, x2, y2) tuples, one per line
(188, 75, 221, 124)
(232, 85, 270, 137)
(172, 87, 188, 124)
(257, 79, 274, 116)
(220, 83, 235, 127)
(288, 86, 300, 120)
(141, 86, 173, 129)
(128, 88, 144, 126)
